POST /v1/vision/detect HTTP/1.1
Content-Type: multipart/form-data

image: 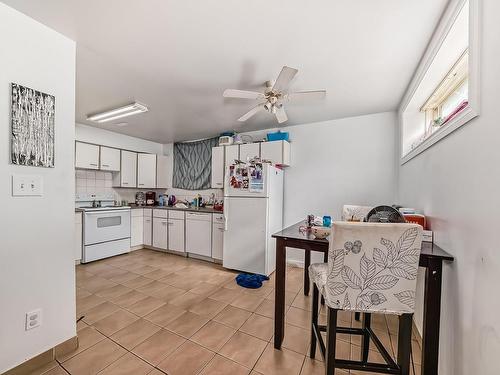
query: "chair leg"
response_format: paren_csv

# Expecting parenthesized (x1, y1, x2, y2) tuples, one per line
(361, 313, 371, 363)
(310, 283, 319, 359)
(354, 312, 361, 321)
(397, 314, 413, 375)
(325, 307, 338, 375)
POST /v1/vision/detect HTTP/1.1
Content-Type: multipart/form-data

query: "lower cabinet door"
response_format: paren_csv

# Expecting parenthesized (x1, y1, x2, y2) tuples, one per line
(153, 218, 168, 250)
(212, 224, 223, 260)
(168, 219, 185, 252)
(131, 216, 144, 247)
(186, 219, 212, 257)
(143, 216, 152, 246)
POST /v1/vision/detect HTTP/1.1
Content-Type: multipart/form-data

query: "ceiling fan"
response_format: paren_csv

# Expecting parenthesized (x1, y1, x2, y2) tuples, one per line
(223, 66, 326, 124)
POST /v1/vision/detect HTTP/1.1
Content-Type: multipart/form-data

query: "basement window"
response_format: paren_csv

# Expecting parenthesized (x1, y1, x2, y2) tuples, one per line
(399, 0, 479, 163)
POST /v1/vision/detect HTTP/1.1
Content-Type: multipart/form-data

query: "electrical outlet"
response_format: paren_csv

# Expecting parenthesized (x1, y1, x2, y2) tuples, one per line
(25, 309, 42, 330)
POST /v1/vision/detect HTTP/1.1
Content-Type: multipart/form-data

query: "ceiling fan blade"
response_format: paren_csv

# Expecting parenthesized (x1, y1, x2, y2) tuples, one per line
(223, 89, 265, 100)
(272, 66, 298, 93)
(286, 90, 326, 101)
(238, 103, 265, 122)
(275, 106, 288, 124)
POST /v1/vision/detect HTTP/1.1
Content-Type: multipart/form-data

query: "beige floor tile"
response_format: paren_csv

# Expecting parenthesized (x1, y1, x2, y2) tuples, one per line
(41, 365, 70, 375)
(144, 304, 186, 327)
(61, 338, 126, 375)
(110, 318, 161, 350)
(189, 297, 227, 318)
(98, 352, 153, 375)
(191, 321, 236, 352)
(157, 340, 214, 375)
(286, 307, 312, 330)
(132, 329, 186, 366)
(80, 277, 118, 294)
(169, 292, 204, 309)
(350, 343, 385, 364)
(121, 275, 155, 289)
(281, 324, 310, 355)
(213, 305, 252, 330)
(311, 338, 350, 362)
(209, 287, 241, 304)
(95, 284, 131, 300)
(239, 313, 274, 341)
(254, 343, 305, 375)
(291, 293, 312, 311)
(266, 290, 297, 306)
(231, 294, 264, 312)
(300, 358, 349, 375)
(219, 331, 267, 368)
(110, 289, 149, 308)
(189, 282, 220, 296)
(136, 279, 169, 294)
(255, 299, 276, 319)
(93, 308, 139, 336)
(160, 273, 202, 290)
(199, 355, 251, 375)
(95, 266, 131, 281)
(79, 262, 115, 275)
(390, 334, 422, 365)
(57, 326, 105, 362)
(75, 288, 91, 299)
(165, 311, 210, 338)
(81, 301, 119, 324)
(147, 284, 186, 301)
(132, 264, 158, 275)
(76, 320, 88, 332)
(108, 271, 140, 284)
(126, 296, 166, 317)
(76, 294, 106, 315)
(143, 267, 174, 280)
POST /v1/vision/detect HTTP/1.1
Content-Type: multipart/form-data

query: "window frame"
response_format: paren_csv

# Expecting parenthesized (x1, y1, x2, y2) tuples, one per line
(399, 0, 480, 165)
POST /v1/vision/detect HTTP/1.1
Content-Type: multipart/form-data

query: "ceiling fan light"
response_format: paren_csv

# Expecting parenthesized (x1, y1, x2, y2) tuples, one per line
(264, 102, 271, 111)
(271, 105, 277, 114)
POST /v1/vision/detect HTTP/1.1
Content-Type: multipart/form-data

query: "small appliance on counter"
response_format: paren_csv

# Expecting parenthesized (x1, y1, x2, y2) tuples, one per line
(146, 191, 156, 206)
(158, 194, 166, 206)
(168, 195, 176, 206)
(135, 192, 146, 206)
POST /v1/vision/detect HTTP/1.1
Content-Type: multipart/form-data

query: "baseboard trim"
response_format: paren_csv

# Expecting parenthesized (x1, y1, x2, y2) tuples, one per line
(3, 336, 77, 375)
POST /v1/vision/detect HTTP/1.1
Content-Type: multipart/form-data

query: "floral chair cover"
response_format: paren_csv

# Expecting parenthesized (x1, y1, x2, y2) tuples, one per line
(309, 222, 423, 314)
(341, 205, 373, 222)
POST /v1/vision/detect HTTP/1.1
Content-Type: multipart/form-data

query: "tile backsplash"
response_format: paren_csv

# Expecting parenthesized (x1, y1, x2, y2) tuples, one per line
(75, 169, 222, 205)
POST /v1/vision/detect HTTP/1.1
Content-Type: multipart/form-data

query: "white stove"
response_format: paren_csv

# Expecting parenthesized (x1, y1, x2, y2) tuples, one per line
(82, 206, 131, 263)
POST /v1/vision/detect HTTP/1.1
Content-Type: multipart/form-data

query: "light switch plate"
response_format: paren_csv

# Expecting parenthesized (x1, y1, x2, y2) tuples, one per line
(12, 174, 43, 196)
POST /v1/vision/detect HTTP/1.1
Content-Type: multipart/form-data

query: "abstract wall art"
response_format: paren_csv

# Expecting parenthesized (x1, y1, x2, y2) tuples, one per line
(11, 83, 55, 167)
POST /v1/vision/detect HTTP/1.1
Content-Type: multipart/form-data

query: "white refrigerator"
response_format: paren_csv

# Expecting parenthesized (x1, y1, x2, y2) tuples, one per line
(223, 163, 283, 276)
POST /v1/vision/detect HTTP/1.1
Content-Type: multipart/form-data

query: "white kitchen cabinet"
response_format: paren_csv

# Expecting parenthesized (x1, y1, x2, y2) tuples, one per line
(100, 146, 120, 171)
(168, 215, 185, 253)
(131, 209, 144, 247)
(114, 150, 137, 187)
(185, 212, 212, 257)
(74, 212, 82, 262)
(212, 213, 224, 260)
(224, 144, 239, 171)
(138, 153, 157, 189)
(260, 140, 291, 166)
(75, 142, 99, 170)
(156, 155, 170, 188)
(152, 217, 168, 250)
(239, 143, 260, 163)
(211, 146, 224, 189)
(143, 209, 153, 246)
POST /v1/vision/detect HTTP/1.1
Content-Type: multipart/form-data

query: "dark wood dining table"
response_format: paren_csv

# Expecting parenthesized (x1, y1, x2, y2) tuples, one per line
(272, 221, 454, 375)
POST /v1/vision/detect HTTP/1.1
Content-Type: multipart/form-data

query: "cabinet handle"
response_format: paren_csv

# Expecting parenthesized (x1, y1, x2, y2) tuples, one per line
(218, 228, 224, 232)
(90, 163, 98, 166)
(139, 183, 144, 186)
(122, 182, 128, 185)
(102, 164, 109, 167)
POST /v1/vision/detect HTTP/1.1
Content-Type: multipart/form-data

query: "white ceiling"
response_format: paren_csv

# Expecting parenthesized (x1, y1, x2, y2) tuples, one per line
(3, 0, 448, 143)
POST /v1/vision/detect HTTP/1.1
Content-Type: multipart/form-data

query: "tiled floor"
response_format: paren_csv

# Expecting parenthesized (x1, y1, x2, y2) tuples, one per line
(42, 249, 422, 375)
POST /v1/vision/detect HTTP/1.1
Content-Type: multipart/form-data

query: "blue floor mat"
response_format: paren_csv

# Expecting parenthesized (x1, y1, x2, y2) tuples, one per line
(235, 273, 269, 289)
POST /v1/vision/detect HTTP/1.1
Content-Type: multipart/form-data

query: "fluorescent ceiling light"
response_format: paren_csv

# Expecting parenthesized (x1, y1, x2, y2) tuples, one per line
(87, 102, 148, 123)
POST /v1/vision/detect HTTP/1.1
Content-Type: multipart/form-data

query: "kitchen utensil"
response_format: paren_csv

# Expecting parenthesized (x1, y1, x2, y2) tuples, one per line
(311, 226, 330, 239)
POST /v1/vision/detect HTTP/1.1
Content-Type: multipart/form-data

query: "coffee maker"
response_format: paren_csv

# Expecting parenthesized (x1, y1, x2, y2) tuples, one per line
(135, 192, 146, 206)
(145, 191, 156, 206)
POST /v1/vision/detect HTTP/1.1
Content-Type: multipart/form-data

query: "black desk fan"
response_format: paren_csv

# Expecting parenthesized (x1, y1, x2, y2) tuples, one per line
(366, 205, 406, 223)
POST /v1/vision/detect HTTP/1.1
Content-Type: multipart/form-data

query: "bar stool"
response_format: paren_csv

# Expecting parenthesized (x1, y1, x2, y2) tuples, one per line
(309, 222, 423, 375)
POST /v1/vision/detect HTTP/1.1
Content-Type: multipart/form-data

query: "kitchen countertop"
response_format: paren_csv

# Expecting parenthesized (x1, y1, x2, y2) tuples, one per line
(75, 206, 222, 214)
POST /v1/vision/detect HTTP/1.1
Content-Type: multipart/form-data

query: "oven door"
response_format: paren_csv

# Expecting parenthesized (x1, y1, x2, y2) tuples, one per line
(84, 210, 131, 245)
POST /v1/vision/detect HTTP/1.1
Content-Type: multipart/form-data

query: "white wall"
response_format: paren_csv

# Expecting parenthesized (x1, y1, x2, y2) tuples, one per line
(0, 4, 76, 372)
(398, 0, 500, 373)
(76, 123, 163, 154)
(245, 112, 398, 264)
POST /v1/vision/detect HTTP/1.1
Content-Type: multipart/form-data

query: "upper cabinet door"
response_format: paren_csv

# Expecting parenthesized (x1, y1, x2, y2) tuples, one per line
(100, 146, 120, 171)
(260, 140, 291, 167)
(120, 150, 137, 187)
(156, 155, 170, 188)
(224, 144, 239, 170)
(239, 143, 260, 163)
(75, 142, 99, 170)
(137, 153, 157, 189)
(211, 146, 224, 189)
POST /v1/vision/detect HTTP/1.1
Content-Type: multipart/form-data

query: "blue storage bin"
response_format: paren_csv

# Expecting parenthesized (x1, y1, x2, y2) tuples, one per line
(266, 131, 289, 142)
